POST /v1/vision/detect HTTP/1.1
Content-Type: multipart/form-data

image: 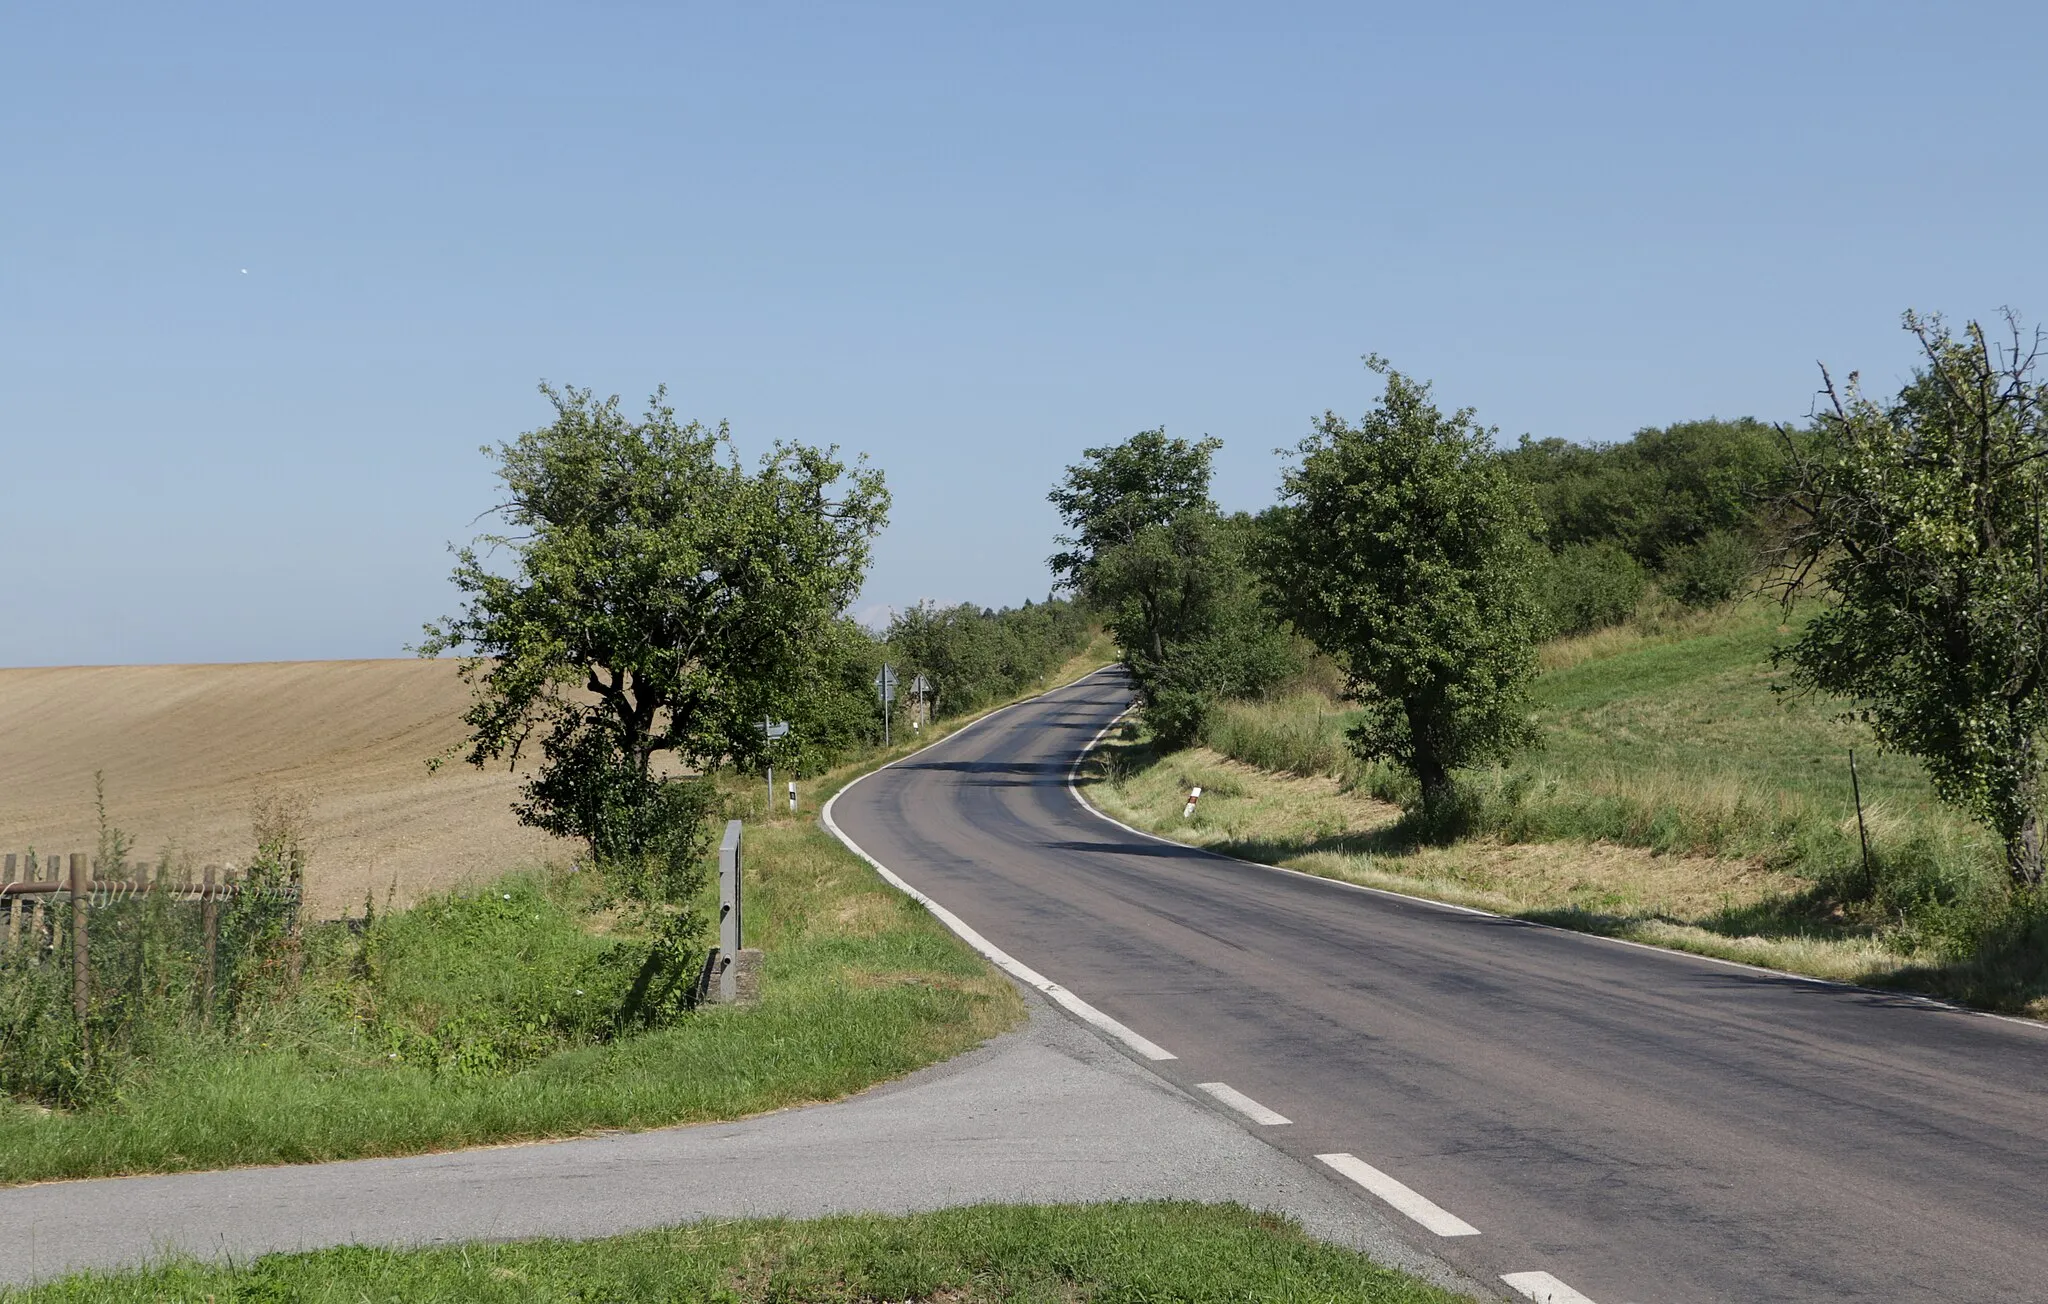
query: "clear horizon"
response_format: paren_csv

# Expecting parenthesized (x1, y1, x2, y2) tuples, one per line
(6, 2, 2045, 666)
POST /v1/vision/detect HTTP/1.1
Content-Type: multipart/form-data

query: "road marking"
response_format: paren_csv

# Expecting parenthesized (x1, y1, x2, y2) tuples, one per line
(1195, 1081, 1291, 1125)
(1501, 1271, 1599, 1303)
(819, 675, 1178, 1065)
(1314, 1153, 1480, 1237)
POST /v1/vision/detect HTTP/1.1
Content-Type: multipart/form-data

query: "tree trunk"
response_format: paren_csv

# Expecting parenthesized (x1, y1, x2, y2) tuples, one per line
(1406, 697, 1457, 838)
(1415, 754, 1452, 817)
(2011, 805, 2045, 891)
(1410, 738, 1454, 832)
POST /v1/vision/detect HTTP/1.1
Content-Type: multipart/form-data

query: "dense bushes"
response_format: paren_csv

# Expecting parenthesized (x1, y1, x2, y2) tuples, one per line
(1539, 542, 1650, 636)
(1507, 418, 1787, 629)
(1505, 418, 1787, 567)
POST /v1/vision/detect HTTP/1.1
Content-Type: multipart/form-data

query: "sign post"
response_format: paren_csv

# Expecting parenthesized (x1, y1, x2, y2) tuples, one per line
(909, 674, 932, 732)
(876, 664, 898, 746)
(759, 718, 790, 816)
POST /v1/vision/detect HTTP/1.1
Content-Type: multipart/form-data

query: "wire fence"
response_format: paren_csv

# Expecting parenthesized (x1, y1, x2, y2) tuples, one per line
(1, 850, 302, 1065)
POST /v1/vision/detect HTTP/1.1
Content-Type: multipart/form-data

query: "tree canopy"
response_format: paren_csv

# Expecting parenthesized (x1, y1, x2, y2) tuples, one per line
(1779, 312, 2048, 888)
(1263, 358, 1545, 816)
(1049, 431, 1291, 746)
(1048, 428, 1221, 598)
(420, 383, 889, 862)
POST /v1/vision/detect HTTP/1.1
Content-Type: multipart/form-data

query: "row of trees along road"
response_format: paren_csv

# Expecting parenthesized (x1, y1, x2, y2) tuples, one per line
(1054, 313, 2048, 891)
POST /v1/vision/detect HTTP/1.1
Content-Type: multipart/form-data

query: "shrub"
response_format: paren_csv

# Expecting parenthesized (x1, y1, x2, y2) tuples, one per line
(1541, 542, 1649, 636)
(1144, 683, 1212, 751)
(1662, 530, 1755, 607)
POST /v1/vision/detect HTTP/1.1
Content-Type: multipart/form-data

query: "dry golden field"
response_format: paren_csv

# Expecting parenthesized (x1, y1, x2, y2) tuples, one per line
(0, 660, 574, 919)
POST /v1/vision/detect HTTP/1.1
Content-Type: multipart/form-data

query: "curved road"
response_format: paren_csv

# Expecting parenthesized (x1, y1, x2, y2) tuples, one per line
(829, 669, 2048, 1303)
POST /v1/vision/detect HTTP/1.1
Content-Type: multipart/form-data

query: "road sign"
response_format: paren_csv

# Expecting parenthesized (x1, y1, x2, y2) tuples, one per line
(910, 674, 931, 698)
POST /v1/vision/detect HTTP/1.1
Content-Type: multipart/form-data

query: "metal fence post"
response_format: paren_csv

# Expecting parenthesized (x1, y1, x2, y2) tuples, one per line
(718, 819, 743, 1004)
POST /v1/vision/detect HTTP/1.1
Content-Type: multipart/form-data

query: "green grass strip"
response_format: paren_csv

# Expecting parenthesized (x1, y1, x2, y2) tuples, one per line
(5, 1202, 1463, 1303)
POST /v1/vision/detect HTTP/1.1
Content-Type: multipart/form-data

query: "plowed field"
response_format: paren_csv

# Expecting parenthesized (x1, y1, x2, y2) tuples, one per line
(0, 661, 572, 918)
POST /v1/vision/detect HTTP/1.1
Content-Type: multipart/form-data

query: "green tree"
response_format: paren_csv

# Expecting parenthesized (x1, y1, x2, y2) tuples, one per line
(1048, 427, 1221, 651)
(1050, 432, 1291, 746)
(1779, 311, 2048, 889)
(420, 384, 888, 1006)
(1264, 358, 1546, 818)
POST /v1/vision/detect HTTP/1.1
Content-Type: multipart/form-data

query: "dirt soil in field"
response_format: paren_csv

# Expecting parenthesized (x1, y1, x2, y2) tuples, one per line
(0, 661, 574, 919)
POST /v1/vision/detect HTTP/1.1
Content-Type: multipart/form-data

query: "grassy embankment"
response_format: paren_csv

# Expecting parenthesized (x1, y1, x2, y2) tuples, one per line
(0, 638, 1116, 1186)
(3, 1203, 1460, 1304)
(1081, 602, 2048, 1016)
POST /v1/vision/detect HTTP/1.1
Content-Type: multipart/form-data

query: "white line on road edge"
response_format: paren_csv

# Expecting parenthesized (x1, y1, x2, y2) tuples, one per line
(1195, 1081, 1291, 1125)
(1315, 1154, 1481, 1238)
(1501, 1271, 1600, 1303)
(819, 671, 1177, 1064)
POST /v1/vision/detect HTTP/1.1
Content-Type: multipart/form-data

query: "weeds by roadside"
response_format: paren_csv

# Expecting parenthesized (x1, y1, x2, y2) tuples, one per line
(0, 815, 1024, 1185)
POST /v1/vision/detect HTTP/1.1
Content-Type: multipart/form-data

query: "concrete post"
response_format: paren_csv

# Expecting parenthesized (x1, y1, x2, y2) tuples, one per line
(718, 819, 743, 1004)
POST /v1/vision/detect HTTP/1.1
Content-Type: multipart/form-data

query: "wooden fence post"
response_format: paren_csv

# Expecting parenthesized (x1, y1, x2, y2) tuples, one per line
(201, 864, 219, 1020)
(4, 854, 17, 952)
(69, 852, 90, 1060)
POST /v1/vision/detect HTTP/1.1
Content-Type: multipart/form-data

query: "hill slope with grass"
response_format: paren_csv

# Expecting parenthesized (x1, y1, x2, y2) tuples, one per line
(1082, 600, 2047, 1017)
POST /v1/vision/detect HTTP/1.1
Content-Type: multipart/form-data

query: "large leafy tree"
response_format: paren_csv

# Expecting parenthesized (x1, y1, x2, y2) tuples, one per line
(1048, 428, 1221, 632)
(1264, 358, 1545, 817)
(1049, 431, 1291, 745)
(1780, 311, 2048, 889)
(421, 384, 889, 868)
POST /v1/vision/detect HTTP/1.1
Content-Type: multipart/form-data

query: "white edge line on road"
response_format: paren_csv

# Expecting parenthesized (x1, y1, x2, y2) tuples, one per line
(1194, 1081, 1291, 1125)
(818, 667, 1178, 1064)
(1501, 1270, 1600, 1303)
(1314, 1153, 1481, 1238)
(1064, 700, 2048, 1037)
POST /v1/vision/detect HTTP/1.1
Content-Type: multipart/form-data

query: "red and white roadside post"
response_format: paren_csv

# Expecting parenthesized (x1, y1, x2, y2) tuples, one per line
(1182, 785, 1202, 819)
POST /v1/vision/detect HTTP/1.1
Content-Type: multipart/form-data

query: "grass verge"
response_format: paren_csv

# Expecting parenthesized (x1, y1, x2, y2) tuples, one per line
(3, 1202, 1462, 1303)
(0, 821, 1023, 1186)
(0, 639, 1118, 1186)
(1083, 602, 2047, 1017)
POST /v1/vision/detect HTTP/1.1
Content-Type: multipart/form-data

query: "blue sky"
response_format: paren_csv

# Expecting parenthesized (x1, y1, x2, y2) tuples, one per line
(5, 1, 2044, 665)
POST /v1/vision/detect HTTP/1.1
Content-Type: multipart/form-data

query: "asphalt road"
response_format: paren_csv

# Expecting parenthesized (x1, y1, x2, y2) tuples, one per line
(828, 669, 2048, 1304)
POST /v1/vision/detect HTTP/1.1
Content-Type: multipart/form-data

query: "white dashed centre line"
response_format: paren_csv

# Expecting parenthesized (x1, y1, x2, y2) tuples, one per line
(1501, 1271, 1600, 1303)
(1314, 1153, 1480, 1237)
(1194, 1081, 1291, 1125)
